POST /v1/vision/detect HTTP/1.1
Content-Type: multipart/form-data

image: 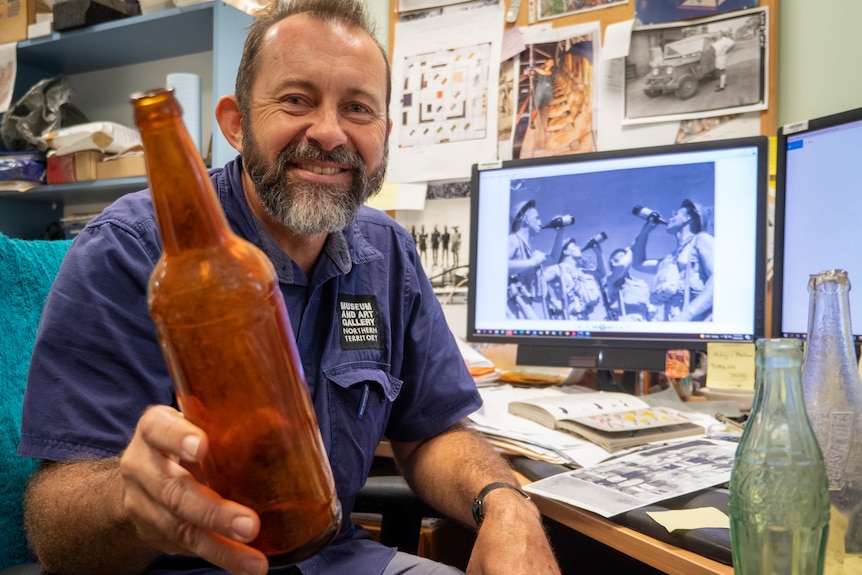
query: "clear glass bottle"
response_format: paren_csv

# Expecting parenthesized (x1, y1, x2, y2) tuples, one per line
(803, 269, 862, 556)
(131, 88, 341, 566)
(729, 338, 830, 575)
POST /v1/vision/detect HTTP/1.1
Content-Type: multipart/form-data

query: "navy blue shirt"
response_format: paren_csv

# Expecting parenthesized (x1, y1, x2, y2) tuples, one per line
(19, 157, 482, 574)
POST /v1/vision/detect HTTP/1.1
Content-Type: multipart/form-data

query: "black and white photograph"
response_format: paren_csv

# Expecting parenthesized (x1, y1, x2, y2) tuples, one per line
(624, 7, 768, 125)
(524, 439, 738, 518)
(506, 162, 716, 323)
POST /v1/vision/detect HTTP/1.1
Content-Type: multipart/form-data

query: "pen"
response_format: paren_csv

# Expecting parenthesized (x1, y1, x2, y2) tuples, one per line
(715, 412, 745, 431)
(357, 383, 370, 420)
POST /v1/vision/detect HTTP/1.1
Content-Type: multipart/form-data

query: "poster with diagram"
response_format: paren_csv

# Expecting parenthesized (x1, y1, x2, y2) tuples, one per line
(388, 2, 503, 183)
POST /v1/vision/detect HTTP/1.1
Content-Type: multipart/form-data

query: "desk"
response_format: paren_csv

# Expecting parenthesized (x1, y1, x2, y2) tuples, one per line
(532, 494, 732, 575)
(373, 444, 733, 573)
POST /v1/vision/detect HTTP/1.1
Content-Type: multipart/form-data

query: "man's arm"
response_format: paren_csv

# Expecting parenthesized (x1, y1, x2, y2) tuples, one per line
(24, 459, 157, 575)
(24, 406, 268, 575)
(391, 423, 560, 575)
(630, 220, 660, 274)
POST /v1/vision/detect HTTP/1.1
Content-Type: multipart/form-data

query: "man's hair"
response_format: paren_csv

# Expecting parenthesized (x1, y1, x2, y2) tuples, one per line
(234, 0, 392, 119)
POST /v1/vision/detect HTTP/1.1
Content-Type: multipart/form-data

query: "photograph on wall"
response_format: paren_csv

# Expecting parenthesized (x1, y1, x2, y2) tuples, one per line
(506, 162, 715, 323)
(508, 22, 600, 160)
(395, 197, 472, 290)
(537, 0, 627, 23)
(634, 0, 761, 26)
(388, 2, 503, 182)
(623, 7, 768, 125)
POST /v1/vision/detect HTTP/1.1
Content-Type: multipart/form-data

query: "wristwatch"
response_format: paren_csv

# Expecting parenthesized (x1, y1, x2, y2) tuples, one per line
(471, 481, 530, 527)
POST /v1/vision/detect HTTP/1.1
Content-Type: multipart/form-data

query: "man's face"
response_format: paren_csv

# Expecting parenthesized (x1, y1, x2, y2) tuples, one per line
(666, 206, 690, 233)
(240, 14, 390, 234)
(523, 207, 542, 235)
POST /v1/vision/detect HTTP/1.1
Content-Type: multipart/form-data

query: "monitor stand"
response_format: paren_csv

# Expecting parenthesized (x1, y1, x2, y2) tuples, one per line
(594, 369, 655, 395)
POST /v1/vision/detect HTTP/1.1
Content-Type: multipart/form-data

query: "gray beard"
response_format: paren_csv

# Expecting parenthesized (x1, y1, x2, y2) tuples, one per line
(244, 138, 388, 235)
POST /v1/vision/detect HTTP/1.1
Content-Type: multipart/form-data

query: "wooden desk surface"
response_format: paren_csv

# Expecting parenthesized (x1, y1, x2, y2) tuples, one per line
(531, 494, 733, 575)
(377, 441, 732, 574)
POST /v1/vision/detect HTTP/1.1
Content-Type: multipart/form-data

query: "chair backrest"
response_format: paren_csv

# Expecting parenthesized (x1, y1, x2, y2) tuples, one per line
(0, 234, 71, 569)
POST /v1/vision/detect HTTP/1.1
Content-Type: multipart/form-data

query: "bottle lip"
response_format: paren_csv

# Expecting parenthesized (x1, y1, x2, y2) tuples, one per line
(808, 268, 850, 286)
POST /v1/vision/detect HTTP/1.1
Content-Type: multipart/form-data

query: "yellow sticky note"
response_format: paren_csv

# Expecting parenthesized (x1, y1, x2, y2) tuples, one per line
(365, 182, 427, 211)
(706, 342, 755, 390)
(646, 507, 730, 532)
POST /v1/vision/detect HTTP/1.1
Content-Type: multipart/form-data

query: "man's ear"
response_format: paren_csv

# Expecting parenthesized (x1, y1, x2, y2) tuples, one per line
(215, 95, 244, 153)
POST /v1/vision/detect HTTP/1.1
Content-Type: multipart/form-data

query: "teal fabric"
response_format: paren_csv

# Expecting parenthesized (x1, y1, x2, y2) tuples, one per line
(0, 233, 71, 569)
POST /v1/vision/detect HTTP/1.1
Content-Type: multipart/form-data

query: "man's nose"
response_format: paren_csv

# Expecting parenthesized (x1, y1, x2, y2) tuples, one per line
(304, 106, 349, 151)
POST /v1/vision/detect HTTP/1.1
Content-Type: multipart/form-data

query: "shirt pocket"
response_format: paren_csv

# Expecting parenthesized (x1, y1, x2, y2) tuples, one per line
(324, 361, 403, 496)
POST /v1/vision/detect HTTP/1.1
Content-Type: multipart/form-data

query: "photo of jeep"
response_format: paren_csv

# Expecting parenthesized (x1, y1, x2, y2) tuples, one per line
(643, 34, 717, 100)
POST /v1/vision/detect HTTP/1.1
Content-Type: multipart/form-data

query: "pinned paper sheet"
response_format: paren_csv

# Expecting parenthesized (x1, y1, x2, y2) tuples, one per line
(365, 182, 427, 211)
(0, 42, 17, 113)
(646, 507, 729, 532)
(706, 342, 756, 390)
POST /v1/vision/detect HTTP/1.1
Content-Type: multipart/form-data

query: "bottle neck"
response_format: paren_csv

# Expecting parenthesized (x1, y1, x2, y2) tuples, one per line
(133, 89, 232, 255)
(751, 340, 808, 423)
(804, 283, 858, 374)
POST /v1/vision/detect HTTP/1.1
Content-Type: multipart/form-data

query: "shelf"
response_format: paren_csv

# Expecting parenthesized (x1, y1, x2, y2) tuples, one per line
(16, 3, 214, 74)
(0, 177, 148, 205)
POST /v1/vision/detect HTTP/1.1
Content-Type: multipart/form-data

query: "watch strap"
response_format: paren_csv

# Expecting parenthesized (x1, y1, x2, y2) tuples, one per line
(471, 481, 530, 527)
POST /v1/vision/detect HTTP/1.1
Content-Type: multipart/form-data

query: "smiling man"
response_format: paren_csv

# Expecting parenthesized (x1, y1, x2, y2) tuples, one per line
(18, 1, 560, 575)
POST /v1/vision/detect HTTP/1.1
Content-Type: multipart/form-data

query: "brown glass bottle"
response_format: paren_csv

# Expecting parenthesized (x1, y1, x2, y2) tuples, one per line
(131, 88, 341, 566)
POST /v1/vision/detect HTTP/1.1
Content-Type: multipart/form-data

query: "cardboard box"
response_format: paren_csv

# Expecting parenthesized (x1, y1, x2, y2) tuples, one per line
(46, 150, 105, 184)
(0, 0, 50, 44)
(95, 154, 145, 180)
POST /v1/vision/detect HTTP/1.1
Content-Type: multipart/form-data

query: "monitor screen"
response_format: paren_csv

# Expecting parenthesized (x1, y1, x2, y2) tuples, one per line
(773, 106, 862, 342)
(467, 137, 768, 372)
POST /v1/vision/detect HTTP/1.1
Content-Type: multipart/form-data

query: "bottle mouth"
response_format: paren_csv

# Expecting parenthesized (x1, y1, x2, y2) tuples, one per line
(808, 269, 850, 292)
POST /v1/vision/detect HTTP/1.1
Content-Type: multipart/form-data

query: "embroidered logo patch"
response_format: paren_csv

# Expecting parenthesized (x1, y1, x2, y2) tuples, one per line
(338, 294, 382, 350)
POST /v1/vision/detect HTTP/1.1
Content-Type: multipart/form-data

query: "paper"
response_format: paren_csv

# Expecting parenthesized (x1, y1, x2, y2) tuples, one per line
(524, 439, 737, 518)
(366, 182, 427, 211)
(43, 122, 143, 156)
(387, 2, 504, 182)
(646, 507, 729, 532)
(706, 342, 755, 390)
(167, 73, 202, 156)
(602, 19, 633, 60)
(0, 42, 15, 114)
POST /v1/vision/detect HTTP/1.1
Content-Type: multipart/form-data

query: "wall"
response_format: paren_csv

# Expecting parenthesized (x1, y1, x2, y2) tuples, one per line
(777, 1, 862, 127)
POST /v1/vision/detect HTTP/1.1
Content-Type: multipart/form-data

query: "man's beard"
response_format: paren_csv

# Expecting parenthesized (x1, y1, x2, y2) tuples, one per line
(243, 135, 388, 235)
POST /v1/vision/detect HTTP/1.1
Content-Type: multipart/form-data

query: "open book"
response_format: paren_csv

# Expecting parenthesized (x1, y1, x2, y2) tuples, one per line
(508, 391, 704, 451)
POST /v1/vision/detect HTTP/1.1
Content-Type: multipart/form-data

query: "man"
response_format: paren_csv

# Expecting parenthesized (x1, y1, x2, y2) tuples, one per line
(631, 199, 715, 322)
(543, 238, 602, 321)
(599, 247, 655, 322)
(17, 2, 560, 575)
(713, 32, 735, 92)
(507, 199, 564, 319)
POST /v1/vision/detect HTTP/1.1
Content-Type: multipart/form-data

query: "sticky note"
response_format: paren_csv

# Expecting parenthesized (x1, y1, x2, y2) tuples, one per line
(646, 507, 729, 532)
(706, 342, 755, 390)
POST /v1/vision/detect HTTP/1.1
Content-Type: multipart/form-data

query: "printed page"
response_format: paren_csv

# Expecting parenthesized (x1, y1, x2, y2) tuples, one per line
(524, 439, 737, 517)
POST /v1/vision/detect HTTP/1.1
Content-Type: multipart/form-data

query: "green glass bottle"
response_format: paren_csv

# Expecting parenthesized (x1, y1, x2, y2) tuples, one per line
(729, 338, 830, 575)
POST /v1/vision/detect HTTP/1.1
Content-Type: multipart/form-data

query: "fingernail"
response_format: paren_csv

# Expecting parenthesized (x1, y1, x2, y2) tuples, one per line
(232, 515, 255, 539)
(182, 435, 200, 458)
(242, 557, 266, 575)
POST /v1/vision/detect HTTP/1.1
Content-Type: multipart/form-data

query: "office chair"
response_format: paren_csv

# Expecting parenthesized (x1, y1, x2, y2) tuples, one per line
(0, 234, 70, 573)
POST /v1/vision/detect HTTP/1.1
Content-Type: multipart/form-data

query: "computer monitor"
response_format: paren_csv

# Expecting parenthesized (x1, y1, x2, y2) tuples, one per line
(466, 136, 768, 372)
(773, 106, 862, 342)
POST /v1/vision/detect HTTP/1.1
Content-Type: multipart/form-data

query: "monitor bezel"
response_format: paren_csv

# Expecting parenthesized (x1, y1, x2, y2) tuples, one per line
(466, 136, 769, 371)
(771, 105, 862, 342)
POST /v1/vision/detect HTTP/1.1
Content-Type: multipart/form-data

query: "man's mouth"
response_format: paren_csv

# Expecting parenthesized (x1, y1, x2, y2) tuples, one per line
(296, 162, 344, 175)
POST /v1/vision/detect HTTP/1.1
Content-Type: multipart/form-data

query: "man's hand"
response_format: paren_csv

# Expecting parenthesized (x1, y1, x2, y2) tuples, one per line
(466, 488, 560, 575)
(119, 405, 268, 575)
